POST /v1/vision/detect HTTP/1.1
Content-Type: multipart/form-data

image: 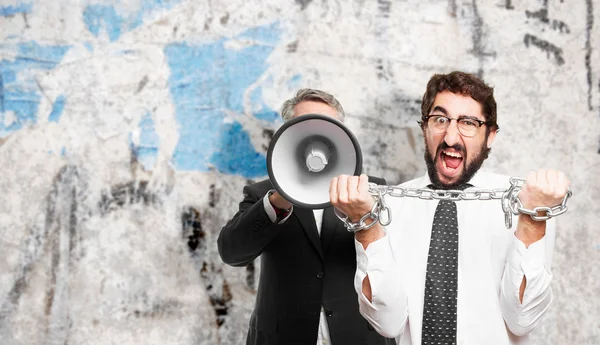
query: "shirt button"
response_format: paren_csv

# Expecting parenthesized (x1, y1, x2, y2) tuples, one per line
(325, 309, 333, 317)
(316, 272, 324, 279)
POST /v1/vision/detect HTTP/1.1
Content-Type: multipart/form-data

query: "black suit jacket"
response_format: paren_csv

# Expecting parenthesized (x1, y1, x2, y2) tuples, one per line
(218, 177, 394, 345)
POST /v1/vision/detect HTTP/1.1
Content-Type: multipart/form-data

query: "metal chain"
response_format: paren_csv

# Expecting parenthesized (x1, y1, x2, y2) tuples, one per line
(334, 200, 381, 232)
(338, 177, 573, 232)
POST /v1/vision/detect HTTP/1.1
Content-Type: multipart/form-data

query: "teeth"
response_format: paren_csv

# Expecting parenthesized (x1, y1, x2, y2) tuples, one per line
(443, 151, 462, 158)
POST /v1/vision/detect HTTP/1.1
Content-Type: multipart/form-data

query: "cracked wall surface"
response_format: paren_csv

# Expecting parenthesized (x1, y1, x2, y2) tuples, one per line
(0, 0, 599, 344)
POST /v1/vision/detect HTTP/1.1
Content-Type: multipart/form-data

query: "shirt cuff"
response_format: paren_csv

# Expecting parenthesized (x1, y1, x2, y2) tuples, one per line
(263, 190, 293, 224)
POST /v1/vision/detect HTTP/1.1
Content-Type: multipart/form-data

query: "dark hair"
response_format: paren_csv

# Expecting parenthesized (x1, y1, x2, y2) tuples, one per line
(420, 71, 499, 133)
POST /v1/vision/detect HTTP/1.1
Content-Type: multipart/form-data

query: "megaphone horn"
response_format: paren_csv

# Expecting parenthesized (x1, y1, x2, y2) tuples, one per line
(267, 114, 363, 209)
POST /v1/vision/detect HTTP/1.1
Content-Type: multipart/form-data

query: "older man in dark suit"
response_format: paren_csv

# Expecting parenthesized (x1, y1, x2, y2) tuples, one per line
(218, 89, 393, 345)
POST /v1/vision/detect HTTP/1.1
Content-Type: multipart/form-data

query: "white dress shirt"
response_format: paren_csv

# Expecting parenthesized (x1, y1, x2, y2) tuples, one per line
(263, 192, 332, 345)
(354, 171, 555, 345)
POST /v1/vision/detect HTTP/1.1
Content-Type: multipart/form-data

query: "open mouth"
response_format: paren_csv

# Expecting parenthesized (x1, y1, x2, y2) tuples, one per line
(438, 149, 464, 177)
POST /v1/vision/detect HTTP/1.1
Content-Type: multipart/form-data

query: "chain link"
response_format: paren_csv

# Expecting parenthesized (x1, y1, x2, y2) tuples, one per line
(337, 177, 573, 232)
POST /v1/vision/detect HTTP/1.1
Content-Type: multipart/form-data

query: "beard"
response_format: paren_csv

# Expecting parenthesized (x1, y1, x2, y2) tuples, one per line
(424, 139, 491, 190)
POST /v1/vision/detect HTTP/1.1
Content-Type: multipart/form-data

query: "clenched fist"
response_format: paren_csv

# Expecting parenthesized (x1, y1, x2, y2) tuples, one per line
(516, 169, 571, 247)
(518, 169, 570, 213)
(330, 174, 386, 247)
(329, 174, 374, 222)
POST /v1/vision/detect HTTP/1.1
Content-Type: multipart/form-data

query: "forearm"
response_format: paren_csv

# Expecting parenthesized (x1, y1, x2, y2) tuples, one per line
(355, 223, 386, 252)
(515, 214, 546, 249)
(217, 200, 280, 266)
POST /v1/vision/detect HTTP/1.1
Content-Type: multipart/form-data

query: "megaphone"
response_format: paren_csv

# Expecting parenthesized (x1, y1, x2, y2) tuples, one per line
(267, 114, 363, 209)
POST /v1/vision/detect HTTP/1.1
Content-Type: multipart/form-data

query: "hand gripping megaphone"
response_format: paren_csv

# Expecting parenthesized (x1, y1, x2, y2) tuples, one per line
(267, 114, 363, 209)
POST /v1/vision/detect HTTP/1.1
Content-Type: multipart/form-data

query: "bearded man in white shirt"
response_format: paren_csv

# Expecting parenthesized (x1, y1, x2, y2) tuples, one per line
(329, 71, 571, 345)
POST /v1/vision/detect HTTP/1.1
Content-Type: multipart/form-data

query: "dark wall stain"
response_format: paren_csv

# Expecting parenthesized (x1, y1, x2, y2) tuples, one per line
(469, 0, 496, 79)
(448, 0, 457, 17)
(220, 12, 229, 25)
(131, 299, 185, 318)
(295, 0, 312, 11)
(550, 20, 570, 34)
(287, 40, 299, 53)
(98, 180, 159, 215)
(204, 17, 212, 31)
(585, 0, 594, 111)
(520, 1, 569, 70)
(525, 8, 570, 33)
(208, 184, 218, 208)
(182, 207, 206, 252)
(377, 0, 391, 15)
(201, 262, 232, 327)
(505, 0, 514, 10)
(526, 8, 550, 23)
(45, 247, 58, 317)
(136, 75, 149, 93)
(368, 138, 388, 159)
(523, 33, 565, 65)
(0, 165, 84, 341)
(22, 12, 30, 28)
(0, 276, 27, 327)
(471, 0, 484, 78)
(262, 128, 274, 151)
(374, 0, 392, 82)
(0, 164, 73, 333)
(375, 58, 390, 81)
(44, 166, 80, 327)
(375, 94, 421, 121)
(181, 206, 232, 326)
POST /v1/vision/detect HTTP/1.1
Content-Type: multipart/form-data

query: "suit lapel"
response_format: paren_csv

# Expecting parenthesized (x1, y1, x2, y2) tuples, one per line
(292, 208, 325, 261)
(320, 207, 343, 255)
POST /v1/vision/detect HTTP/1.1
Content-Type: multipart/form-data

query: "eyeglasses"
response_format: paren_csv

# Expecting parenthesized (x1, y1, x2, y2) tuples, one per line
(419, 114, 491, 137)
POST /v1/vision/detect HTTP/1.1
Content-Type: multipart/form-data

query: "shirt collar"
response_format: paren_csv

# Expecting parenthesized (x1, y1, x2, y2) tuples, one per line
(416, 170, 487, 189)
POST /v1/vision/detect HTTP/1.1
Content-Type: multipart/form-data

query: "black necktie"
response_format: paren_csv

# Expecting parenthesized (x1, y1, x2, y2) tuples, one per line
(421, 185, 470, 345)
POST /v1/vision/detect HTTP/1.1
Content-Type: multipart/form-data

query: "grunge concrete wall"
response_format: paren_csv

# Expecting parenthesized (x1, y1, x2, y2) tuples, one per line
(0, 0, 598, 344)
